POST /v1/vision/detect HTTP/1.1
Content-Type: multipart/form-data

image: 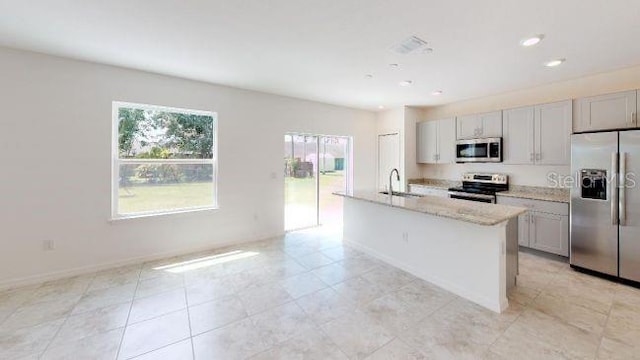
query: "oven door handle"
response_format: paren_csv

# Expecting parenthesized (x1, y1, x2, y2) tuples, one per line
(448, 191, 495, 201)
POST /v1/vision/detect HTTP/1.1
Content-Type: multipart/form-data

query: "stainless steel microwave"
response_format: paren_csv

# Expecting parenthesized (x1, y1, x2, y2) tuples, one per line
(455, 138, 502, 163)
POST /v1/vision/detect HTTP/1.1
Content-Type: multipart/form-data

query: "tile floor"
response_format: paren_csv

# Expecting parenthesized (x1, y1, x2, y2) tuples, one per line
(1, 227, 639, 359)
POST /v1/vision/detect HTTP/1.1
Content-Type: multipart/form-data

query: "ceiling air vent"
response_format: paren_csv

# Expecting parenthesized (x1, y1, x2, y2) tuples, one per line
(389, 36, 432, 55)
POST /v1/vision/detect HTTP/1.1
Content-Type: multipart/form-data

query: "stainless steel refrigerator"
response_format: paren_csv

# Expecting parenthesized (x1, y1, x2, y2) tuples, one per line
(571, 130, 640, 282)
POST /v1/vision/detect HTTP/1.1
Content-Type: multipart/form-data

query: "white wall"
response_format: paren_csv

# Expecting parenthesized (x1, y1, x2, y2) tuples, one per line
(417, 64, 640, 186)
(403, 107, 422, 181)
(0, 47, 377, 288)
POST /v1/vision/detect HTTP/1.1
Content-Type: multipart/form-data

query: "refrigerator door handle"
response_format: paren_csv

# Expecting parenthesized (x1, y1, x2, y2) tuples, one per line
(619, 152, 627, 226)
(611, 152, 619, 225)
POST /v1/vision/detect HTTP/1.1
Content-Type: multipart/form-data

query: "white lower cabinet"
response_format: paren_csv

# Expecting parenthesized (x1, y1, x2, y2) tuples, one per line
(497, 196, 569, 257)
(517, 212, 530, 247)
(529, 212, 569, 256)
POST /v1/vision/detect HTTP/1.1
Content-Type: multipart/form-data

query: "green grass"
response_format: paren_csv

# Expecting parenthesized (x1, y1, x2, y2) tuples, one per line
(119, 182, 214, 214)
(285, 171, 346, 229)
(118, 172, 345, 224)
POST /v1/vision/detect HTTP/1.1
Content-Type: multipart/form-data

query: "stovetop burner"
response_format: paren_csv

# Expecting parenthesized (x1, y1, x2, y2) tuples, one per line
(450, 172, 509, 195)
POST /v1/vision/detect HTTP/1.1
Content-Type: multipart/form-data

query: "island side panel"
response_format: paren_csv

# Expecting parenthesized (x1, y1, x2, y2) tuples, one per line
(343, 197, 509, 313)
(505, 217, 518, 293)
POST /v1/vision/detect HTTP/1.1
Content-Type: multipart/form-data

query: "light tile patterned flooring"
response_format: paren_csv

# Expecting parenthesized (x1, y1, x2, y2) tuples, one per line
(1, 227, 640, 359)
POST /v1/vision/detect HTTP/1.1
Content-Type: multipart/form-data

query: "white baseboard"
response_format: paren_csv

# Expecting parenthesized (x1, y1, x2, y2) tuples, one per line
(0, 232, 286, 291)
(345, 239, 507, 313)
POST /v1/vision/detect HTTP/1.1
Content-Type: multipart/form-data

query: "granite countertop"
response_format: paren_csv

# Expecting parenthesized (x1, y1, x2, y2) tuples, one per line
(408, 178, 570, 203)
(407, 178, 460, 190)
(335, 191, 526, 226)
(497, 185, 570, 203)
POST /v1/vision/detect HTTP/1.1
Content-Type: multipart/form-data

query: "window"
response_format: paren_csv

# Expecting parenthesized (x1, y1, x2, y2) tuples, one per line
(112, 102, 217, 218)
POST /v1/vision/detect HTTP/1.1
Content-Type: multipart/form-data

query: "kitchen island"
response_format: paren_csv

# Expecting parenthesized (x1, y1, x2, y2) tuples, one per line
(335, 191, 526, 313)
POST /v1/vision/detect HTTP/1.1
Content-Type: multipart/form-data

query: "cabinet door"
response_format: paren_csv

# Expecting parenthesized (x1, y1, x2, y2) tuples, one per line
(479, 111, 503, 137)
(456, 114, 481, 140)
(518, 212, 530, 247)
(535, 100, 572, 165)
(529, 212, 569, 256)
(416, 121, 438, 163)
(503, 106, 535, 164)
(578, 90, 637, 132)
(437, 118, 456, 163)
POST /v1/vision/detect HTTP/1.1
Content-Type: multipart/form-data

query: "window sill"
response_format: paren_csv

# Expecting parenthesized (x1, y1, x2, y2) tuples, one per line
(109, 206, 219, 222)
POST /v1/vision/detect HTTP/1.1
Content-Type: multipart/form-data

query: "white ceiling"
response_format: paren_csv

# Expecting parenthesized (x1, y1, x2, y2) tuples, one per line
(1, 0, 640, 110)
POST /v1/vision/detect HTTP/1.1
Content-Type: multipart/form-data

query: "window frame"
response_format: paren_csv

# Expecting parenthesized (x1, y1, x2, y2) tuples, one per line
(111, 101, 218, 220)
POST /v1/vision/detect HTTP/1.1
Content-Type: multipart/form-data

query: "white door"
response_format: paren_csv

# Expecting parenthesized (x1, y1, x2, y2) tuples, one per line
(503, 106, 535, 164)
(416, 121, 437, 164)
(478, 111, 503, 138)
(456, 114, 480, 140)
(437, 118, 456, 164)
(577, 90, 637, 132)
(378, 133, 400, 191)
(535, 100, 572, 165)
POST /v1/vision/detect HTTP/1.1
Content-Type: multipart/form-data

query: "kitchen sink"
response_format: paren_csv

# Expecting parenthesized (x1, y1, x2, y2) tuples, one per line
(379, 191, 422, 198)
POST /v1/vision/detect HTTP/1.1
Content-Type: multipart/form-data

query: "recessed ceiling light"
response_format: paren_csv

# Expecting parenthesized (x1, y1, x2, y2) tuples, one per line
(399, 80, 413, 87)
(431, 90, 443, 96)
(521, 35, 544, 47)
(378, 105, 385, 109)
(389, 63, 399, 68)
(364, 74, 373, 79)
(545, 58, 565, 67)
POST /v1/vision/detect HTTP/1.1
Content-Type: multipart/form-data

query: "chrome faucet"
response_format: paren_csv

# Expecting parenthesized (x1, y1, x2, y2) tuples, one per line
(389, 168, 400, 196)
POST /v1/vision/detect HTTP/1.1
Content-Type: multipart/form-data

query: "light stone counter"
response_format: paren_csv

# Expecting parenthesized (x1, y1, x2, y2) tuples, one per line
(498, 185, 570, 203)
(335, 191, 526, 226)
(408, 178, 571, 203)
(406, 178, 460, 190)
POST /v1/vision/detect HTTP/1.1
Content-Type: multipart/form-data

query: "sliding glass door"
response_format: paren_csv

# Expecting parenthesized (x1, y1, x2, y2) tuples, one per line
(284, 134, 350, 231)
(318, 136, 350, 227)
(284, 134, 319, 230)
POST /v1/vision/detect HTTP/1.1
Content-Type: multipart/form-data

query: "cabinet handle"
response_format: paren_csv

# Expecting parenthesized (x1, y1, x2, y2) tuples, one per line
(531, 215, 535, 225)
(530, 153, 534, 162)
(632, 111, 637, 125)
(536, 153, 542, 161)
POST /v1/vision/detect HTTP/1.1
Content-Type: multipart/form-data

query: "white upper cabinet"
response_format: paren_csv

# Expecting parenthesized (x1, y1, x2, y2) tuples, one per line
(456, 111, 502, 139)
(478, 111, 503, 138)
(503, 106, 535, 165)
(417, 120, 437, 163)
(456, 114, 481, 139)
(437, 118, 456, 164)
(502, 101, 571, 166)
(576, 90, 637, 132)
(417, 118, 455, 164)
(535, 100, 572, 165)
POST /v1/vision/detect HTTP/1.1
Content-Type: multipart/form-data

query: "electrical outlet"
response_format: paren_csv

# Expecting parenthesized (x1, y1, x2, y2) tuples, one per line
(43, 240, 55, 251)
(402, 232, 409, 243)
(270, 172, 277, 179)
